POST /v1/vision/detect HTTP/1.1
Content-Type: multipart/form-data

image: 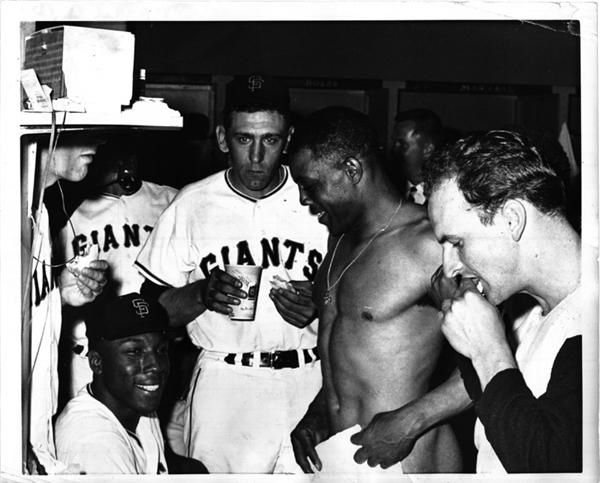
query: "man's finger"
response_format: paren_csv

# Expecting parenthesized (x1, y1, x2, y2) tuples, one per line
(211, 302, 233, 315)
(303, 439, 322, 472)
(353, 447, 368, 464)
(290, 280, 313, 295)
(457, 277, 478, 297)
(349, 429, 363, 445)
(291, 437, 313, 473)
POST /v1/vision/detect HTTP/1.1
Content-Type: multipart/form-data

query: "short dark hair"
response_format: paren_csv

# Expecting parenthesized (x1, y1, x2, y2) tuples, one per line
(395, 109, 443, 148)
(288, 106, 381, 166)
(424, 130, 566, 224)
(221, 75, 290, 129)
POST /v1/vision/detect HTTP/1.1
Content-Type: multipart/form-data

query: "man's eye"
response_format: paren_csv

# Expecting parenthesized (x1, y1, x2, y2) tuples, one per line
(125, 347, 143, 356)
(236, 136, 250, 144)
(264, 137, 280, 145)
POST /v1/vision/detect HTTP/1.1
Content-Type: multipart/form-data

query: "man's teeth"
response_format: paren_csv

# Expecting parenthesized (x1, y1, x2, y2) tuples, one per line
(476, 280, 485, 296)
(317, 212, 325, 220)
(136, 384, 159, 392)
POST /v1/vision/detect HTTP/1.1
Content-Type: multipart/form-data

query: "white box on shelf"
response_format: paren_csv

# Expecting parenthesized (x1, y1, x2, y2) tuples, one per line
(23, 26, 135, 113)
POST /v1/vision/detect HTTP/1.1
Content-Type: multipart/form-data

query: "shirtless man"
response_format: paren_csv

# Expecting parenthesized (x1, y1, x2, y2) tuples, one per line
(288, 106, 460, 474)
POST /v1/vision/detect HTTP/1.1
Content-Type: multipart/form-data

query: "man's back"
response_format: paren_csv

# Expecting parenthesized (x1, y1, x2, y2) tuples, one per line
(315, 203, 460, 472)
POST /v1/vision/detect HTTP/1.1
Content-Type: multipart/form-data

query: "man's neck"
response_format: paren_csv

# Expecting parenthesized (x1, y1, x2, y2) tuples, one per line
(522, 219, 581, 314)
(90, 381, 140, 433)
(346, 180, 403, 242)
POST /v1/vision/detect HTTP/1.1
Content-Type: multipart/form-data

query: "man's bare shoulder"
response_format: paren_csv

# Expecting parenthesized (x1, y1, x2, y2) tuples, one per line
(387, 203, 441, 274)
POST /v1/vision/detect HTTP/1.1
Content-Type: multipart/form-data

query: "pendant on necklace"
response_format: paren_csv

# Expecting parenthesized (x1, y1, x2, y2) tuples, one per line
(323, 291, 332, 305)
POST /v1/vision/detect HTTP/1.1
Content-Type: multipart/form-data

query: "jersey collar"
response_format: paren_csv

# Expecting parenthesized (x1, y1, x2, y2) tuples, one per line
(224, 166, 288, 202)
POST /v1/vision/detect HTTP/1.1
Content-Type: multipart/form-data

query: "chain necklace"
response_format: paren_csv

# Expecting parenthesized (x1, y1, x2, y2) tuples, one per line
(323, 200, 403, 305)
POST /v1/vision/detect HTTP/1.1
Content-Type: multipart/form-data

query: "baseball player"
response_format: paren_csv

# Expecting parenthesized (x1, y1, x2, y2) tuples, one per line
(55, 293, 171, 474)
(28, 131, 108, 474)
(135, 75, 328, 473)
(56, 137, 177, 398)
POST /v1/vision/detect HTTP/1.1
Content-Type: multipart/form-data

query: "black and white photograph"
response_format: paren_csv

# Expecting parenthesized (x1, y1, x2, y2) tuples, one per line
(0, 1, 597, 482)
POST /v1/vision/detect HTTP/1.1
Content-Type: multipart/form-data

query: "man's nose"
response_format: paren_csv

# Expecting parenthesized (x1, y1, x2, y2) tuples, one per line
(250, 140, 264, 163)
(141, 350, 162, 373)
(442, 244, 463, 281)
(298, 186, 311, 206)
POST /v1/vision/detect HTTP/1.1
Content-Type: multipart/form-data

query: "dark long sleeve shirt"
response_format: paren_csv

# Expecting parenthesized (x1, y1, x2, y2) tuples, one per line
(474, 336, 582, 473)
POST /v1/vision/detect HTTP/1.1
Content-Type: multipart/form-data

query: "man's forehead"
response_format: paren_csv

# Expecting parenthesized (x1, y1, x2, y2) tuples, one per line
(109, 332, 166, 346)
(230, 110, 287, 128)
(428, 179, 465, 229)
(393, 120, 416, 136)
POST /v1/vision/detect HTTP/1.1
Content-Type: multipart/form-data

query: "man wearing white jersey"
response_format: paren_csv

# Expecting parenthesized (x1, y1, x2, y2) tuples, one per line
(136, 75, 328, 473)
(28, 131, 108, 474)
(55, 292, 207, 474)
(57, 138, 177, 397)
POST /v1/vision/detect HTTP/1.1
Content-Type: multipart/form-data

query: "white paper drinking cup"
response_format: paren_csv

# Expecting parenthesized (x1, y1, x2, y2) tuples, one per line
(224, 264, 263, 321)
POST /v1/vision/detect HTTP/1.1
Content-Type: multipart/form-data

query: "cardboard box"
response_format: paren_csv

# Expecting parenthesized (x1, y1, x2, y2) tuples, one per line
(23, 26, 135, 113)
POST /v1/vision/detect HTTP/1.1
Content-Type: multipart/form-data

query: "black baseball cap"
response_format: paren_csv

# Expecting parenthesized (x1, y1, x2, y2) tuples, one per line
(224, 74, 290, 114)
(86, 293, 171, 343)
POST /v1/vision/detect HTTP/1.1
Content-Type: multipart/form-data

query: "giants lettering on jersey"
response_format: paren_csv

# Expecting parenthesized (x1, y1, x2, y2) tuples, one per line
(32, 261, 58, 307)
(200, 237, 323, 281)
(71, 223, 153, 255)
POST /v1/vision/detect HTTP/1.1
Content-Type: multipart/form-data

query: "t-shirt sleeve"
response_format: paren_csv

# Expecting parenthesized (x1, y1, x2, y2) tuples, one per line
(59, 429, 139, 474)
(476, 336, 582, 473)
(135, 197, 195, 288)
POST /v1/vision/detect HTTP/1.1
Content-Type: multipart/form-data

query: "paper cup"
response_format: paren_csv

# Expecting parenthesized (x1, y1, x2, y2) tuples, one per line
(224, 264, 263, 321)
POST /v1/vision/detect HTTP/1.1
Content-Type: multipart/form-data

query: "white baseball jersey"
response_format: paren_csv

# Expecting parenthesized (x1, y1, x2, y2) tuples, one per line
(29, 204, 68, 474)
(55, 386, 168, 475)
(135, 166, 328, 353)
(57, 181, 177, 396)
(58, 181, 178, 295)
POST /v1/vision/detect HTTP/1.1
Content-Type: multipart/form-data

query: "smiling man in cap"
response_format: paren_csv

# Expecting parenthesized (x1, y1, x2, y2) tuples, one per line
(55, 293, 207, 474)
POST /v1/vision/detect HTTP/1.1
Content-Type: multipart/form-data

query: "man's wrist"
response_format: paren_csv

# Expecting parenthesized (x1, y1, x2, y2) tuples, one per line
(471, 346, 517, 390)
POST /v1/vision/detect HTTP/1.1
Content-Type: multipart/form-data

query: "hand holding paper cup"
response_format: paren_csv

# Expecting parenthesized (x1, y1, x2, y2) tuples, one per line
(224, 264, 263, 320)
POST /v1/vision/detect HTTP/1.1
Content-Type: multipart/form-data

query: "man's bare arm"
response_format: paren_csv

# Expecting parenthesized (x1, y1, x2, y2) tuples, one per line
(291, 388, 330, 473)
(350, 369, 471, 468)
(142, 268, 247, 327)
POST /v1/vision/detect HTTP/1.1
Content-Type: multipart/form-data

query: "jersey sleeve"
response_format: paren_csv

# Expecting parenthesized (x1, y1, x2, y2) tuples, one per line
(135, 196, 196, 288)
(476, 336, 582, 472)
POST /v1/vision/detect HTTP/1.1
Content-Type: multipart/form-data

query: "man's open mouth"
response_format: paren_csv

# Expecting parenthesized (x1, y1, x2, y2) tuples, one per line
(475, 279, 486, 298)
(135, 384, 160, 392)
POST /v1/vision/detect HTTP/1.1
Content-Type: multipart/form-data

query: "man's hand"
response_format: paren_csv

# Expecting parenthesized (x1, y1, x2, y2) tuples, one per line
(291, 414, 329, 473)
(270, 281, 317, 328)
(428, 265, 460, 310)
(441, 278, 516, 388)
(201, 267, 247, 316)
(60, 260, 109, 307)
(350, 404, 420, 469)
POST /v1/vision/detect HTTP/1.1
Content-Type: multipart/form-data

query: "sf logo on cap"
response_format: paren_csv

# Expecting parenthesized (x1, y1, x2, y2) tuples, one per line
(132, 298, 150, 318)
(248, 75, 264, 92)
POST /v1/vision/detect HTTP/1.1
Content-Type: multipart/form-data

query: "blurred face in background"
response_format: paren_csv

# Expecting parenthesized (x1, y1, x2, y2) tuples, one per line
(390, 120, 430, 185)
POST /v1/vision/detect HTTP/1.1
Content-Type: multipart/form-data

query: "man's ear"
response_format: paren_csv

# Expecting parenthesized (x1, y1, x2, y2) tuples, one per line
(502, 199, 527, 242)
(282, 126, 294, 155)
(215, 125, 229, 154)
(342, 157, 363, 185)
(88, 349, 103, 376)
(423, 141, 435, 160)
